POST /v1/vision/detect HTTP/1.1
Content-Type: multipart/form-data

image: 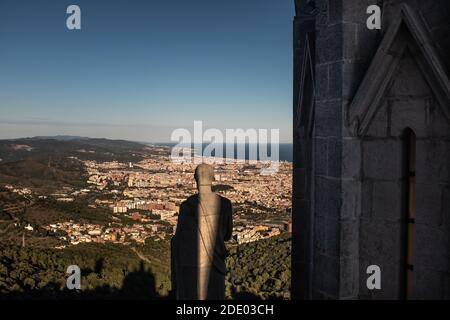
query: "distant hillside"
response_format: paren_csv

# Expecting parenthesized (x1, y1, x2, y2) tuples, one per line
(0, 136, 164, 193)
(0, 158, 86, 190)
(31, 135, 89, 141)
(0, 136, 151, 164)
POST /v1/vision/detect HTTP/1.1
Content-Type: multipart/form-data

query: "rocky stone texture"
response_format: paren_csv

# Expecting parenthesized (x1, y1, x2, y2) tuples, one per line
(293, 0, 450, 299)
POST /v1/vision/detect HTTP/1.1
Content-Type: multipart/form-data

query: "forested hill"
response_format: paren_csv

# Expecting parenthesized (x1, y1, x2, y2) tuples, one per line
(0, 136, 155, 164)
(0, 136, 168, 193)
(0, 235, 291, 300)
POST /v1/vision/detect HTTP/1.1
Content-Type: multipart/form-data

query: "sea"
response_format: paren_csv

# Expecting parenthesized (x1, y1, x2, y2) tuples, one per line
(154, 143, 293, 163)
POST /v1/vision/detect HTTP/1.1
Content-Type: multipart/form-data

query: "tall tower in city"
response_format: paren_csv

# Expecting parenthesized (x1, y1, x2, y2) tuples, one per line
(292, 0, 450, 299)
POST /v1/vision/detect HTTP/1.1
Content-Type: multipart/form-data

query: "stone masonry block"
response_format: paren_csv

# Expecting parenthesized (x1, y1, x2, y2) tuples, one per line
(342, 138, 361, 179)
(414, 224, 449, 272)
(327, 138, 342, 178)
(416, 182, 444, 227)
(315, 100, 342, 137)
(341, 180, 361, 220)
(362, 139, 403, 179)
(416, 140, 450, 184)
(316, 24, 343, 64)
(372, 181, 403, 222)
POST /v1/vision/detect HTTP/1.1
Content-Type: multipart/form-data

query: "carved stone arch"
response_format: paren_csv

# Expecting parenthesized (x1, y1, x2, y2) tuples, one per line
(347, 4, 450, 137)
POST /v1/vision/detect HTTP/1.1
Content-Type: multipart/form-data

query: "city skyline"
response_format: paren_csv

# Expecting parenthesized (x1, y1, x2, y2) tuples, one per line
(0, 0, 294, 143)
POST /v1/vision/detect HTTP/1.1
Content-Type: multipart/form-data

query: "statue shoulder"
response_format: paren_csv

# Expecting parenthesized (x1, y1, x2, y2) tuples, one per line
(180, 194, 198, 211)
(218, 195, 232, 209)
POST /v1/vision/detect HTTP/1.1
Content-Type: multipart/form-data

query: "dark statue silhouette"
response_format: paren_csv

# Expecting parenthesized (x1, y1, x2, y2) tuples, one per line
(171, 163, 233, 300)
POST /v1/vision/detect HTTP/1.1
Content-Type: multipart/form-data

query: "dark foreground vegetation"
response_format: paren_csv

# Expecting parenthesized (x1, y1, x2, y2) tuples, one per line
(0, 235, 291, 300)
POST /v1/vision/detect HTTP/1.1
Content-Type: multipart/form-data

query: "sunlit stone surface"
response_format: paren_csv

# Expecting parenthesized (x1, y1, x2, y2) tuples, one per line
(171, 164, 233, 300)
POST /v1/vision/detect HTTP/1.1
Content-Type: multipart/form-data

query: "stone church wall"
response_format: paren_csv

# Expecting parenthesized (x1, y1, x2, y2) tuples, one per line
(293, 0, 450, 299)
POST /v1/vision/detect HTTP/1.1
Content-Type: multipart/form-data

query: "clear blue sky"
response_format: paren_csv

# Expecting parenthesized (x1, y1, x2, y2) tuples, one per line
(0, 0, 294, 143)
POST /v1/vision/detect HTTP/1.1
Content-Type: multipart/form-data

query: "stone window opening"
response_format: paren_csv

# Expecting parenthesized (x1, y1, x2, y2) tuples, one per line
(401, 128, 416, 300)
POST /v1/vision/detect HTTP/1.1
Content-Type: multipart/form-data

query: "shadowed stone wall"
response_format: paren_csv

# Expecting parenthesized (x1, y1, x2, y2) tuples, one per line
(292, 0, 450, 299)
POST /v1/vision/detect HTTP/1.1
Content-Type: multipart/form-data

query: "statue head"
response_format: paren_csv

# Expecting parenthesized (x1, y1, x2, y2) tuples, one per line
(194, 163, 215, 187)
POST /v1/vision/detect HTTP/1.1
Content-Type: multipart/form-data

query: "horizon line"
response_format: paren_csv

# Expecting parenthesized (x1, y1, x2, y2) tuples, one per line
(0, 135, 294, 145)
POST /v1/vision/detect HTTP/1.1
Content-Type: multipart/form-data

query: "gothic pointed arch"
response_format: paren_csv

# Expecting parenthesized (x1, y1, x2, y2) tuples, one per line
(347, 4, 450, 136)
